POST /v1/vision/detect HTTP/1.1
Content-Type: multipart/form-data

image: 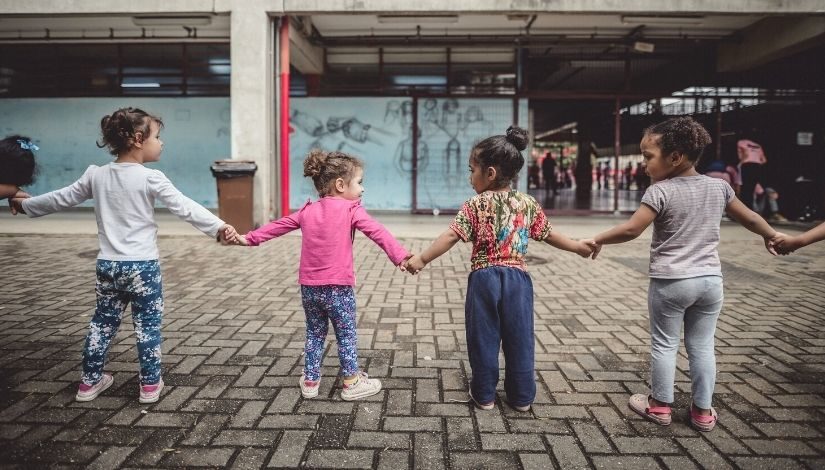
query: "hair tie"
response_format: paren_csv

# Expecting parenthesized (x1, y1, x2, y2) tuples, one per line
(17, 139, 39, 151)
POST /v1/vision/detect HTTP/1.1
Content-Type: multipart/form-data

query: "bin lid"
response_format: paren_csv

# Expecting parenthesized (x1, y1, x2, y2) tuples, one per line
(211, 160, 257, 176)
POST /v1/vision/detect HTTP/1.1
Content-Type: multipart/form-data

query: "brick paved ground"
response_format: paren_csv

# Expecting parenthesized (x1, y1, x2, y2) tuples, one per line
(0, 232, 824, 469)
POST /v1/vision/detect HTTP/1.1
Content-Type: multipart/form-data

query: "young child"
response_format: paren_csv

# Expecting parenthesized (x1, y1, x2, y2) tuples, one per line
(1, 135, 38, 209)
(10, 107, 236, 404)
(405, 126, 593, 412)
(583, 117, 779, 432)
(774, 222, 825, 254)
(229, 150, 410, 401)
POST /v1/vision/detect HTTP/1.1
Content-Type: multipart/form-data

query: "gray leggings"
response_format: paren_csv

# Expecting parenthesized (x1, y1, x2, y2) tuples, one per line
(648, 275, 723, 409)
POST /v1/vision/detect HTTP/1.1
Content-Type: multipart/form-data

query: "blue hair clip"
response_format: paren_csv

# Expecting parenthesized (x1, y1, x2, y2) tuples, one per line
(17, 139, 39, 151)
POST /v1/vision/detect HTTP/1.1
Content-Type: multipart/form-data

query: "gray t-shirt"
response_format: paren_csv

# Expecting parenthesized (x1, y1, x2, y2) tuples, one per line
(641, 175, 735, 279)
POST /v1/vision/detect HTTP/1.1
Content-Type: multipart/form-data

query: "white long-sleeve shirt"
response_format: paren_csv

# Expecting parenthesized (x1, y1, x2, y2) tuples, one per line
(22, 163, 224, 261)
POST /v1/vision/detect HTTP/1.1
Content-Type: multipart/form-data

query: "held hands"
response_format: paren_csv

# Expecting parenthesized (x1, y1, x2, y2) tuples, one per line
(9, 191, 30, 215)
(403, 254, 426, 275)
(217, 224, 239, 245)
(770, 232, 799, 255)
(581, 238, 602, 260)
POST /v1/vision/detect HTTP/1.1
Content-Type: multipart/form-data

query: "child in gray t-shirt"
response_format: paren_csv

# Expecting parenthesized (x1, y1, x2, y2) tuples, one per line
(583, 117, 783, 432)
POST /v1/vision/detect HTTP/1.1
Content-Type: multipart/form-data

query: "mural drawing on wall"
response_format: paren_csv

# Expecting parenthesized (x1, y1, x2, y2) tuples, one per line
(290, 98, 413, 210)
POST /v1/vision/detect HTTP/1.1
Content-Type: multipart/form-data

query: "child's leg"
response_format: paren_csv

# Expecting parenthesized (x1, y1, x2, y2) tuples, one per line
(325, 286, 359, 378)
(683, 276, 723, 411)
(81, 260, 129, 386)
(500, 269, 535, 407)
(647, 278, 692, 404)
(126, 261, 164, 386)
(465, 268, 503, 404)
(301, 285, 331, 381)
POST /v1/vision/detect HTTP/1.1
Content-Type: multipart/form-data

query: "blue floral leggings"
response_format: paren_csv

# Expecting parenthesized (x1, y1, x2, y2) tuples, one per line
(82, 260, 163, 386)
(300, 285, 359, 381)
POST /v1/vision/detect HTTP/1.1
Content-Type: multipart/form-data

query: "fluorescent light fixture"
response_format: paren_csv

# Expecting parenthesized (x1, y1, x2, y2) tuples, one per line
(633, 41, 655, 53)
(392, 75, 447, 86)
(121, 82, 161, 88)
(132, 16, 213, 26)
(377, 15, 458, 24)
(621, 15, 704, 25)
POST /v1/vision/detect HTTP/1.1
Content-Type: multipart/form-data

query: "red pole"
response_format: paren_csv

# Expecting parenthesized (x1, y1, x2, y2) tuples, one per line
(279, 17, 290, 217)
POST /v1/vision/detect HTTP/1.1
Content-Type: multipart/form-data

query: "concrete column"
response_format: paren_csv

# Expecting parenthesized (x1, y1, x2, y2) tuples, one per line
(230, 5, 275, 224)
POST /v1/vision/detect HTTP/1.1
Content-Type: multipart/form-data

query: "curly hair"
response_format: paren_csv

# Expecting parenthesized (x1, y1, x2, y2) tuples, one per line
(644, 117, 711, 162)
(97, 107, 164, 156)
(0, 135, 37, 186)
(303, 149, 363, 196)
(470, 125, 528, 187)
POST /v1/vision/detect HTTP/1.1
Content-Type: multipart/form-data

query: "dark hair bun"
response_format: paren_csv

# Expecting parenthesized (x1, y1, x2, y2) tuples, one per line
(505, 126, 528, 151)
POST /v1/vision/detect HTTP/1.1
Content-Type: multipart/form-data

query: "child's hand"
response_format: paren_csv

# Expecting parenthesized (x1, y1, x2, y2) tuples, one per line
(581, 238, 602, 260)
(9, 196, 28, 215)
(232, 234, 249, 246)
(217, 224, 237, 244)
(764, 233, 782, 256)
(398, 254, 413, 272)
(574, 240, 594, 258)
(773, 232, 800, 255)
(405, 255, 426, 275)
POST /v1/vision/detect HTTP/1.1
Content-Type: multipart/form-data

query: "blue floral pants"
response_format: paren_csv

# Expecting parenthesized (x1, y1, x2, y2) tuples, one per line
(82, 260, 163, 386)
(300, 285, 359, 381)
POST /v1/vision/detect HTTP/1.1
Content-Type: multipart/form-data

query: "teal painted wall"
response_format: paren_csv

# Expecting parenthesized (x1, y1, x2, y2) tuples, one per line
(0, 98, 230, 208)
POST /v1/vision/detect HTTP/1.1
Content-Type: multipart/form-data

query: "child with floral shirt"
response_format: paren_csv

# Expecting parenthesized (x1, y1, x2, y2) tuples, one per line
(406, 126, 593, 412)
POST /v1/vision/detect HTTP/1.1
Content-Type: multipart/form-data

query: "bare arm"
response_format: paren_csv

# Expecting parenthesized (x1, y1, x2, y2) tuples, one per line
(775, 222, 825, 253)
(593, 205, 657, 245)
(406, 228, 461, 273)
(725, 197, 776, 239)
(544, 230, 592, 257)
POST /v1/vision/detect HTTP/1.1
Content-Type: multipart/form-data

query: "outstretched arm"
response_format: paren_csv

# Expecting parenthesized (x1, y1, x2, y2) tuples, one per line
(21, 168, 94, 217)
(352, 206, 410, 265)
(725, 197, 778, 254)
(544, 230, 592, 258)
(774, 222, 825, 254)
(406, 228, 461, 273)
(582, 205, 656, 259)
(595, 204, 656, 245)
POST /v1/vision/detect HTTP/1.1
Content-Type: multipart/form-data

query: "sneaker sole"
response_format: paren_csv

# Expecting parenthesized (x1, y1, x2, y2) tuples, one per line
(75, 374, 114, 402)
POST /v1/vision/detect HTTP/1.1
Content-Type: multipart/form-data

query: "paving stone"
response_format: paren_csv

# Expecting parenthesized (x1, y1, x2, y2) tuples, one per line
(2, 234, 825, 468)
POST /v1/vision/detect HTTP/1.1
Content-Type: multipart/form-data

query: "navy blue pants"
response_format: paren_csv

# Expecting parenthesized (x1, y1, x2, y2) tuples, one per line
(466, 266, 535, 407)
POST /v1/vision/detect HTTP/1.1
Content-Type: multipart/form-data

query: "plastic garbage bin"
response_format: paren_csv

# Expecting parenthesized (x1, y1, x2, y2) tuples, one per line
(210, 160, 257, 234)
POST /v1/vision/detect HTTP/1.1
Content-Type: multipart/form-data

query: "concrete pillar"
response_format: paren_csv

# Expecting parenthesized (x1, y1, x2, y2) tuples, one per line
(230, 5, 276, 224)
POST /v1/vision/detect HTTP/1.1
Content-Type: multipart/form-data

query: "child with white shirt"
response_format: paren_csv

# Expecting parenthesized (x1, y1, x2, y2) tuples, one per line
(11, 107, 236, 404)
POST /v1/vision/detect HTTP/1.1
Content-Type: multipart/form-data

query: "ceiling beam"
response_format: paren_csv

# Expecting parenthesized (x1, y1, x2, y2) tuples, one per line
(717, 16, 825, 72)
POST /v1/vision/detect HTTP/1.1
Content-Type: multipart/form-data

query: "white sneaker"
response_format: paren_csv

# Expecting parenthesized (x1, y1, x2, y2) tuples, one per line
(340, 372, 382, 401)
(76, 373, 114, 402)
(139, 378, 164, 404)
(300, 374, 320, 398)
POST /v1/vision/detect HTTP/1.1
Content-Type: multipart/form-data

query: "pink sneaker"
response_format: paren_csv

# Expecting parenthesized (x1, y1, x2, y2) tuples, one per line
(300, 374, 320, 398)
(76, 373, 114, 402)
(139, 378, 164, 404)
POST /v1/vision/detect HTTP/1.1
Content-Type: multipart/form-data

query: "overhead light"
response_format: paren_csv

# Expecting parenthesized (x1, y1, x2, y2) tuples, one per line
(377, 15, 458, 24)
(121, 82, 160, 88)
(132, 15, 213, 26)
(633, 41, 655, 53)
(622, 15, 704, 26)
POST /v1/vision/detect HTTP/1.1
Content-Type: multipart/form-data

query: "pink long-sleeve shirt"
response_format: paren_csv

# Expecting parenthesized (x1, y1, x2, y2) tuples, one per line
(244, 197, 409, 286)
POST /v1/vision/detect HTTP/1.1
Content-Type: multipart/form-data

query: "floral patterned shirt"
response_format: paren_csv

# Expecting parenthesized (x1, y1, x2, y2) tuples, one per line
(449, 190, 552, 271)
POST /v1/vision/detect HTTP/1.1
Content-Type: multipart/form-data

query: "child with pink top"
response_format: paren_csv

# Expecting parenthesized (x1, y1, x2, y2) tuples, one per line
(230, 150, 410, 400)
